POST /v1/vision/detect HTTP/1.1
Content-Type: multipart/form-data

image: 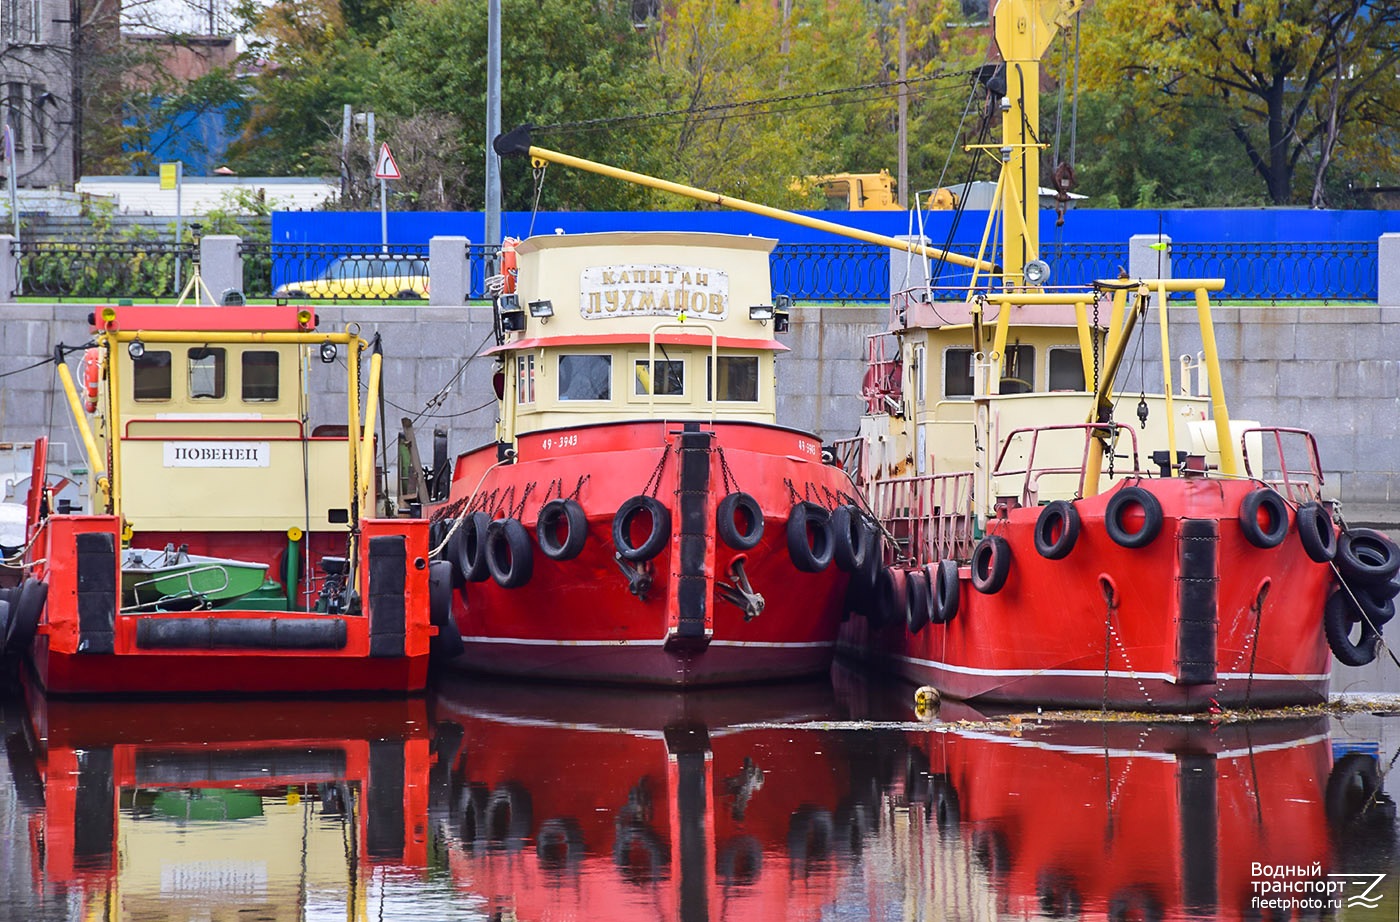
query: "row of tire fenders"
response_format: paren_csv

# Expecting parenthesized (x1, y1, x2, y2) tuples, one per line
(427, 492, 874, 591)
(841, 484, 1400, 668)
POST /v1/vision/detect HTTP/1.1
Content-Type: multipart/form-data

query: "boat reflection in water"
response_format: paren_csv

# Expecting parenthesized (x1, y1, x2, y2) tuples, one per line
(430, 676, 1397, 922)
(2, 677, 1395, 920)
(2, 693, 471, 921)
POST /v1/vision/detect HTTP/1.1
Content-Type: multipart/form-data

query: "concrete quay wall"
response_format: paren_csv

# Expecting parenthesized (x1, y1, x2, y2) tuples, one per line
(0, 301, 1396, 507)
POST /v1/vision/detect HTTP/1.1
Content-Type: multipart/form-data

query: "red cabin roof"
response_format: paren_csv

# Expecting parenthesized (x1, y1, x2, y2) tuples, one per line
(92, 305, 316, 334)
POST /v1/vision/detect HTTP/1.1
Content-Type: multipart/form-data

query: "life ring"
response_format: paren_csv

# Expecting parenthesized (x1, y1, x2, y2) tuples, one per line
(612, 495, 671, 562)
(1104, 486, 1163, 549)
(1296, 501, 1338, 563)
(537, 498, 588, 561)
(1238, 488, 1289, 549)
(905, 567, 930, 634)
(1337, 528, 1400, 586)
(4, 578, 46, 654)
(929, 559, 959, 624)
(1323, 589, 1379, 667)
(971, 535, 1011, 594)
(1034, 500, 1080, 559)
(716, 492, 764, 551)
(427, 560, 464, 659)
(451, 511, 494, 583)
(81, 347, 101, 413)
(872, 566, 906, 626)
(499, 237, 518, 295)
(786, 502, 834, 573)
(485, 518, 533, 589)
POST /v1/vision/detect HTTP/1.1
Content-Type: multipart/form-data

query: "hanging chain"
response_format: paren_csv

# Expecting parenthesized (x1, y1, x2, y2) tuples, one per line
(528, 160, 547, 238)
(641, 447, 670, 499)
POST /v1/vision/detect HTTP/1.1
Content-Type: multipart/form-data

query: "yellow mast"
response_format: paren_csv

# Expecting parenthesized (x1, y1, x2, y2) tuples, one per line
(992, 0, 1083, 284)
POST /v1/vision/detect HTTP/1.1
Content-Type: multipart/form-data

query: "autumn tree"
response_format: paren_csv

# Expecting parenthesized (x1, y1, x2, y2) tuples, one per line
(371, 0, 654, 210)
(1080, 0, 1400, 206)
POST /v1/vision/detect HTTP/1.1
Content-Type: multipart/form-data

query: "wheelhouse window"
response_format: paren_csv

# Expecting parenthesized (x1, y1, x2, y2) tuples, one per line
(241, 351, 279, 402)
(707, 356, 760, 402)
(944, 348, 975, 398)
(188, 347, 226, 399)
(132, 350, 172, 401)
(517, 355, 535, 404)
(1048, 347, 1086, 391)
(558, 354, 611, 401)
(943, 345, 1036, 397)
(998, 344, 1035, 394)
(634, 359, 684, 396)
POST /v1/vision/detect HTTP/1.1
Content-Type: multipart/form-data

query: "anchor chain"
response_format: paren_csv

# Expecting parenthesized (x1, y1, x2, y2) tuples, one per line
(716, 556, 766, 621)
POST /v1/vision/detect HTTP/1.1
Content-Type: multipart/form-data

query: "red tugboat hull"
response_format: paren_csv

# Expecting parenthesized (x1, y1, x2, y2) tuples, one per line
(841, 478, 1335, 710)
(437, 419, 851, 686)
(26, 514, 432, 696)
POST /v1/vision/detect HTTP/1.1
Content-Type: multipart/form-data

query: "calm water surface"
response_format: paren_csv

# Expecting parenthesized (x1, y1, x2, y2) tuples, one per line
(1, 666, 1397, 921)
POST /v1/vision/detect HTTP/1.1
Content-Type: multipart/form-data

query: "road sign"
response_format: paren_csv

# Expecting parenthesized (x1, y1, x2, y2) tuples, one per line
(374, 142, 401, 180)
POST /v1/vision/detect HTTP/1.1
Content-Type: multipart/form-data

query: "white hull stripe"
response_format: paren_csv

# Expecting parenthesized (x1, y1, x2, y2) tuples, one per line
(894, 653, 1329, 683)
(460, 636, 834, 650)
(951, 727, 1330, 761)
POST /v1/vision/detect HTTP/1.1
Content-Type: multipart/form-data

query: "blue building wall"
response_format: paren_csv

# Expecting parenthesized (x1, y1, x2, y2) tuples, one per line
(271, 207, 1400, 248)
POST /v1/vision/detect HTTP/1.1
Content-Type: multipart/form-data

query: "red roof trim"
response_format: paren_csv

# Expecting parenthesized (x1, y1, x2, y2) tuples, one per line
(483, 332, 789, 356)
(95, 305, 313, 333)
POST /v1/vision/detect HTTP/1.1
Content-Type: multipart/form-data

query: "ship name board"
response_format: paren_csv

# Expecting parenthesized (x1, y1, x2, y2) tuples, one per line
(163, 441, 271, 468)
(580, 265, 728, 320)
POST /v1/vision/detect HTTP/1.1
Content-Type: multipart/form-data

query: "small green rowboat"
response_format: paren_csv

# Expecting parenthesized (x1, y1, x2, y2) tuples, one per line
(121, 545, 269, 609)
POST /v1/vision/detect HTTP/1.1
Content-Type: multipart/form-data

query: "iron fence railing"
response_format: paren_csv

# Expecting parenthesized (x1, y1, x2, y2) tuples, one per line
(1172, 241, 1378, 302)
(17, 240, 197, 300)
(240, 243, 431, 300)
(8, 238, 1385, 304)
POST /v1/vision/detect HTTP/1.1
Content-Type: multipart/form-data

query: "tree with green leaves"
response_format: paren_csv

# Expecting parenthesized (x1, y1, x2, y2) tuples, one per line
(1079, 0, 1400, 206)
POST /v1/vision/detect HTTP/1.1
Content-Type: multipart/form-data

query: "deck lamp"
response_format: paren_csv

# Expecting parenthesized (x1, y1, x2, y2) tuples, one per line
(774, 295, 791, 333)
(528, 300, 554, 323)
(499, 294, 526, 333)
(319, 340, 338, 364)
(749, 305, 775, 323)
(128, 339, 145, 359)
(1023, 259, 1051, 286)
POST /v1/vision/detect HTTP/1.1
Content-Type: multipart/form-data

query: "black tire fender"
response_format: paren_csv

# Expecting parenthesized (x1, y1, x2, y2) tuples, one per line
(427, 560, 464, 659)
(452, 511, 493, 583)
(1034, 500, 1081, 559)
(929, 559, 960, 624)
(612, 495, 671, 562)
(830, 504, 870, 572)
(1104, 486, 1164, 549)
(1296, 501, 1338, 563)
(1238, 488, 1290, 549)
(1324, 589, 1380, 667)
(485, 518, 534, 589)
(536, 498, 588, 561)
(716, 492, 765, 551)
(4, 578, 46, 654)
(905, 567, 930, 634)
(786, 502, 834, 573)
(1337, 528, 1400, 587)
(871, 565, 906, 627)
(971, 535, 1011, 594)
